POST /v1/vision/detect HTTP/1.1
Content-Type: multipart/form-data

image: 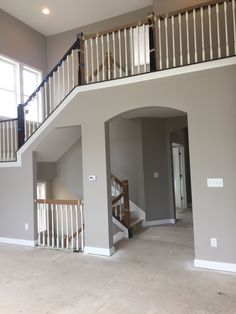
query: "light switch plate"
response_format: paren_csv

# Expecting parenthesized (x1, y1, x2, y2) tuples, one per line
(153, 172, 159, 178)
(210, 238, 217, 248)
(207, 178, 224, 188)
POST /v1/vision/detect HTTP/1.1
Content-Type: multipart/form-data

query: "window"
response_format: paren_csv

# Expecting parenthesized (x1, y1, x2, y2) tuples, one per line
(133, 25, 150, 67)
(0, 56, 19, 118)
(0, 55, 42, 119)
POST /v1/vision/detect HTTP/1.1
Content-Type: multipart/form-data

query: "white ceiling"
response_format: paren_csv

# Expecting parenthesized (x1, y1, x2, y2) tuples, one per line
(0, 0, 152, 36)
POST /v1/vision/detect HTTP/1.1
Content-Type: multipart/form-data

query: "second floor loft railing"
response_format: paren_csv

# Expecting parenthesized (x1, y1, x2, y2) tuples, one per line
(36, 199, 84, 251)
(0, 0, 235, 162)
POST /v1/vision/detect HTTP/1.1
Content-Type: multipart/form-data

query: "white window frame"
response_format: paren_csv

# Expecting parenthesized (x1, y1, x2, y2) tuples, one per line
(0, 54, 42, 119)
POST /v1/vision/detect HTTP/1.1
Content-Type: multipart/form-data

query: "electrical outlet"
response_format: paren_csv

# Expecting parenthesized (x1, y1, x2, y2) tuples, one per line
(25, 223, 29, 231)
(210, 238, 217, 248)
(207, 178, 224, 188)
(153, 172, 159, 178)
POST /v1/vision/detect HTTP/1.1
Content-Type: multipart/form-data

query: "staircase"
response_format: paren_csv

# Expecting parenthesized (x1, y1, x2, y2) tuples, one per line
(111, 175, 145, 244)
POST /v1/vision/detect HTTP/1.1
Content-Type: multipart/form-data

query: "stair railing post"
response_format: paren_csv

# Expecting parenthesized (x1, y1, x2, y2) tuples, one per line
(77, 32, 85, 85)
(148, 13, 156, 72)
(17, 104, 25, 149)
(122, 180, 130, 227)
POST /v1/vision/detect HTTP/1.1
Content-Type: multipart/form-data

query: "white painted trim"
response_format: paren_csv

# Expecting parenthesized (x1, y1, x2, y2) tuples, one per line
(0, 237, 37, 247)
(144, 218, 176, 227)
(113, 232, 124, 244)
(194, 259, 236, 273)
(112, 216, 129, 238)
(84, 246, 115, 256)
(130, 200, 146, 220)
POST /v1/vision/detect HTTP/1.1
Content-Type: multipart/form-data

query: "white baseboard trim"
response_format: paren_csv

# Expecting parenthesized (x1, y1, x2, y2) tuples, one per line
(84, 246, 115, 256)
(0, 237, 37, 247)
(194, 259, 236, 273)
(113, 232, 124, 244)
(144, 218, 176, 227)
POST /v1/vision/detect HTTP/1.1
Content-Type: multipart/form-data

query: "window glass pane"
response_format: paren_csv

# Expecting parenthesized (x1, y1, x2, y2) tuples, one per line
(23, 69, 39, 96)
(0, 89, 17, 117)
(0, 59, 16, 91)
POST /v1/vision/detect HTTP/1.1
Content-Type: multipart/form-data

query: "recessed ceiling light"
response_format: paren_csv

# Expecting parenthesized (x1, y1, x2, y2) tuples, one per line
(42, 8, 50, 15)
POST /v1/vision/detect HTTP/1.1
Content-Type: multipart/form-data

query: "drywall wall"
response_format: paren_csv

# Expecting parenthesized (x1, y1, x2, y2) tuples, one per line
(52, 138, 83, 200)
(0, 151, 37, 241)
(37, 162, 56, 181)
(0, 9, 47, 75)
(142, 118, 172, 221)
(46, 7, 152, 71)
(109, 118, 145, 209)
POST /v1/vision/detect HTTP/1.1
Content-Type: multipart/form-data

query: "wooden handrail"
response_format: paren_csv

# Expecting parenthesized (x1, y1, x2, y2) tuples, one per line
(0, 118, 18, 123)
(111, 174, 123, 187)
(84, 17, 149, 40)
(36, 199, 81, 205)
(23, 38, 81, 107)
(156, 0, 230, 20)
(112, 193, 124, 205)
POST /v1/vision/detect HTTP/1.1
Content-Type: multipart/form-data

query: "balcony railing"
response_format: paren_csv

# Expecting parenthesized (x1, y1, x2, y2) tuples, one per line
(0, 0, 235, 162)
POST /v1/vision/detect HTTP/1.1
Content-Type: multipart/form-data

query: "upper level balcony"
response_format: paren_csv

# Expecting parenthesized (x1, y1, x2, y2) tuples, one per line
(0, 0, 236, 162)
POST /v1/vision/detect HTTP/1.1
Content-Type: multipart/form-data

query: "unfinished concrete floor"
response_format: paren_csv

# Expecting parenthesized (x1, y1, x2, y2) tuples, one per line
(0, 212, 236, 314)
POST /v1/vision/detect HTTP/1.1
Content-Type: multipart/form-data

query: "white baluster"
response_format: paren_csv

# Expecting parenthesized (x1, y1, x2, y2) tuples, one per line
(179, 14, 183, 66)
(208, 5, 213, 60)
(60, 205, 64, 249)
(65, 205, 69, 249)
(62, 61, 65, 99)
(47, 203, 50, 246)
(80, 202, 84, 252)
(71, 49, 75, 88)
(101, 35, 105, 80)
(42, 203, 46, 246)
(137, 25, 141, 74)
(56, 204, 59, 248)
(6, 122, 10, 160)
(200, 7, 205, 61)
(124, 28, 128, 76)
(193, 9, 198, 63)
(85, 40, 89, 83)
(112, 31, 117, 79)
(143, 25, 147, 73)
(172, 16, 176, 67)
(118, 30, 122, 77)
(224, 1, 229, 57)
(107, 33, 111, 80)
(216, 3, 221, 58)
(165, 18, 169, 68)
(186, 12, 190, 64)
(96, 35, 100, 81)
(75, 204, 79, 251)
(10, 121, 14, 160)
(130, 27, 134, 75)
(90, 38, 94, 82)
(51, 204, 55, 247)
(70, 205, 73, 250)
(37, 205, 41, 246)
(158, 18, 162, 70)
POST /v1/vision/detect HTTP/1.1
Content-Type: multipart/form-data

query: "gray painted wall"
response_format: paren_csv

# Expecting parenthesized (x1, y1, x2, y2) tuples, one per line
(52, 138, 83, 200)
(0, 9, 47, 75)
(109, 118, 145, 209)
(0, 151, 37, 241)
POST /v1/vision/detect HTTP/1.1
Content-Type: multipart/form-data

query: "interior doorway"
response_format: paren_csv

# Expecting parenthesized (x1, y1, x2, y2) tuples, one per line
(172, 143, 187, 209)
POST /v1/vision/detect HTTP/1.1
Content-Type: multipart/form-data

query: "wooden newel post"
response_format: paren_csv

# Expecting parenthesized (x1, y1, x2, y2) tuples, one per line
(123, 180, 130, 227)
(77, 32, 85, 85)
(17, 104, 25, 149)
(148, 13, 156, 72)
